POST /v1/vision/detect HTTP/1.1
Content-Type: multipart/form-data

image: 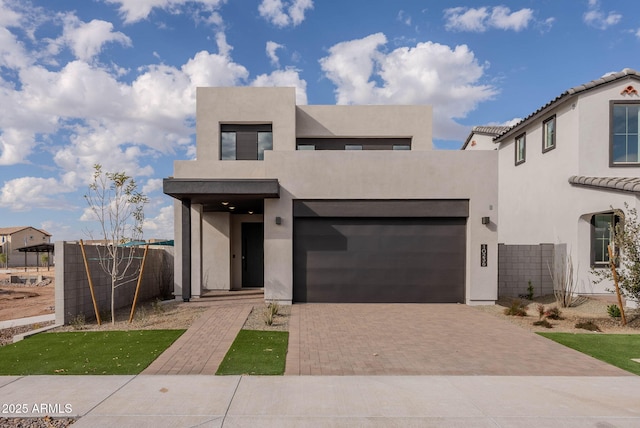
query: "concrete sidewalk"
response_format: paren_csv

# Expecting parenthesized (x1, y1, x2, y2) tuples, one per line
(1, 375, 639, 426)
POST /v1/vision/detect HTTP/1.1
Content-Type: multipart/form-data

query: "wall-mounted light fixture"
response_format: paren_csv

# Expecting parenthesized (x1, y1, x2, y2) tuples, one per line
(275, 216, 282, 225)
(481, 216, 490, 225)
(248, 210, 254, 215)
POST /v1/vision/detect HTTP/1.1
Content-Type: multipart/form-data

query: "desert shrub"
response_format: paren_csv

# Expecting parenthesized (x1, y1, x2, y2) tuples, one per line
(504, 299, 528, 316)
(544, 306, 563, 320)
(607, 304, 622, 318)
(536, 304, 545, 320)
(575, 321, 601, 332)
(70, 313, 86, 330)
(263, 302, 280, 326)
(532, 319, 553, 328)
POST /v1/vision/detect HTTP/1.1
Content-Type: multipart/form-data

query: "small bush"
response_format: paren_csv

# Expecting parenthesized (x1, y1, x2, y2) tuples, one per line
(536, 304, 545, 320)
(263, 302, 280, 326)
(504, 299, 528, 316)
(544, 306, 563, 320)
(532, 319, 553, 328)
(69, 314, 86, 330)
(607, 304, 621, 318)
(575, 321, 601, 332)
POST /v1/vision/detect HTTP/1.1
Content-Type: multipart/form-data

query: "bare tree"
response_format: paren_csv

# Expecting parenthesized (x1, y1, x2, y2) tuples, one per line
(548, 245, 579, 308)
(84, 164, 148, 324)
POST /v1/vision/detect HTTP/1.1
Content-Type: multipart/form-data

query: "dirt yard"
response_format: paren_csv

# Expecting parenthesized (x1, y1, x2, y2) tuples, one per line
(0, 268, 55, 321)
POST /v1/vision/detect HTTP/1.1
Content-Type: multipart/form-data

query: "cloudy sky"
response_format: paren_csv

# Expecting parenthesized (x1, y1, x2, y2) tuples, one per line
(1, 0, 638, 241)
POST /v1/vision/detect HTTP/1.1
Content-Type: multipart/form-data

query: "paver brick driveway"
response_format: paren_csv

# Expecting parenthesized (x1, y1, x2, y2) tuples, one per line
(285, 304, 631, 376)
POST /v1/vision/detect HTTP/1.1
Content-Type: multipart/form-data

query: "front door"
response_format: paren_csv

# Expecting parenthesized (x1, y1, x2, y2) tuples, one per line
(242, 222, 264, 287)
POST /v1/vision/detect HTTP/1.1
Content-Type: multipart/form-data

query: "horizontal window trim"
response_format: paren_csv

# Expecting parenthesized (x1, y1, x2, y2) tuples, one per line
(609, 100, 640, 167)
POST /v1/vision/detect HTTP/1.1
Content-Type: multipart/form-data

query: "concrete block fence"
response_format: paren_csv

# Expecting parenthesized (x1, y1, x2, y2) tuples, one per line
(55, 241, 174, 325)
(497, 243, 557, 299)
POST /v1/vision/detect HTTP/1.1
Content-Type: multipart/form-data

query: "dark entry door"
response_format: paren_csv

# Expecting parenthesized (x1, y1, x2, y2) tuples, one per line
(242, 222, 264, 287)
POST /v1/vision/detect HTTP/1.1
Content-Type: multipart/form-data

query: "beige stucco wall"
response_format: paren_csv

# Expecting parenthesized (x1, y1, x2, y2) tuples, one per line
(172, 86, 498, 304)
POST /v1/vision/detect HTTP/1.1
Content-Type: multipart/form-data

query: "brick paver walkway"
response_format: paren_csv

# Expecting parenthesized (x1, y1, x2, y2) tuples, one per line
(285, 304, 632, 376)
(143, 295, 261, 375)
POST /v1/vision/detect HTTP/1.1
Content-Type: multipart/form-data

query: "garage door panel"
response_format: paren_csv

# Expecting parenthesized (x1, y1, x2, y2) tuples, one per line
(294, 217, 466, 303)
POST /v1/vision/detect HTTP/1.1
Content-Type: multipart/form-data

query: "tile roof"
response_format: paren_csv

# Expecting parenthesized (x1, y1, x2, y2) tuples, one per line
(495, 68, 640, 142)
(568, 176, 640, 194)
(461, 125, 511, 149)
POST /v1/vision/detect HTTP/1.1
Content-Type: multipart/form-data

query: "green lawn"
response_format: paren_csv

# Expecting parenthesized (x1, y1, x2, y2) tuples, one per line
(0, 330, 185, 375)
(538, 333, 640, 375)
(216, 330, 288, 375)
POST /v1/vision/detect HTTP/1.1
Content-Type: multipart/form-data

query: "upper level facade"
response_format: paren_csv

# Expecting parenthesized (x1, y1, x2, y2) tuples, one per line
(494, 68, 640, 177)
(174, 87, 433, 179)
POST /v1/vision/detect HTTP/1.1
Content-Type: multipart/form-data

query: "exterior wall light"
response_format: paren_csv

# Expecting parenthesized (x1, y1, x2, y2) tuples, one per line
(275, 216, 282, 225)
(481, 216, 490, 225)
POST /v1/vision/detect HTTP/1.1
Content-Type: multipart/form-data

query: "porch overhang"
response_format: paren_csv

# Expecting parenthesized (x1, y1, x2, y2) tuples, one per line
(163, 178, 280, 214)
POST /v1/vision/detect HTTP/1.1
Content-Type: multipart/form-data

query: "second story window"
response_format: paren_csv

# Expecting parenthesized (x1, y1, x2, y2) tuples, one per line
(515, 133, 526, 165)
(542, 115, 556, 153)
(611, 102, 640, 165)
(221, 124, 272, 160)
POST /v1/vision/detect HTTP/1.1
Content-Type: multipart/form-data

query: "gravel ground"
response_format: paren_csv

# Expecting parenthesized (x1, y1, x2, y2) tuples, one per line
(474, 295, 640, 333)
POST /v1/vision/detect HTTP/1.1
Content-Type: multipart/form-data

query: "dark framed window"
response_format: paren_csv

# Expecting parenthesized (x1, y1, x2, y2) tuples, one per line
(542, 115, 556, 153)
(591, 213, 619, 267)
(221, 124, 272, 160)
(296, 137, 411, 150)
(515, 133, 526, 165)
(611, 101, 640, 165)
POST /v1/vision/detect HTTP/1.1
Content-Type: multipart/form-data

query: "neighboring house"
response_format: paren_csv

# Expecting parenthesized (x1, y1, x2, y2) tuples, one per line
(164, 87, 498, 304)
(0, 226, 52, 268)
(461, 126, 510, 150)
(465, 68, 640, 302)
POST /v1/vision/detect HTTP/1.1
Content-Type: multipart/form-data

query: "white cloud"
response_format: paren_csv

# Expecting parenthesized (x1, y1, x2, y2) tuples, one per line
(104, 0, 226, 24)
(142, 178, 163, 194)
(397, 10, 412, 27)
(444, 7, 488, 32)
(266, 41, 283, 67)
(59, 17, 132, 61)
(0, 176, 74, 211)
(444, 6, 533, 32)
(319, 33, 497, 140)
(583, 0, 622, 30)
(0, 129, 36, 165)
(252, 68, 308, 104)
(258, 0, 313, 28)
(143, 205, 174, 238)
(490, 6, 533, 32)
(0, 26, 31, 69)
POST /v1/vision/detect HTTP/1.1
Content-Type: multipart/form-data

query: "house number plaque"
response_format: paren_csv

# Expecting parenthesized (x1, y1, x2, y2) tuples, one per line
(481, 244, 487, 267)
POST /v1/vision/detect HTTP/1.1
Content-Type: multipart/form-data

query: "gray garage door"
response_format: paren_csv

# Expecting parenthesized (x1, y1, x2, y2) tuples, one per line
(293, 203, 467, 303)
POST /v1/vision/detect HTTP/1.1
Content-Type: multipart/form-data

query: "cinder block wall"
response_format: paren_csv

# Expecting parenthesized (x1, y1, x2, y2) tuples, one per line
(55, 242, 174, 325)
(498, 243, 555, 298)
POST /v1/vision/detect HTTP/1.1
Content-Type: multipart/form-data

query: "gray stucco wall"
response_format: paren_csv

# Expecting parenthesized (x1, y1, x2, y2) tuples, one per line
(55, 241, 174, 325)
(498, 243, 554, 298)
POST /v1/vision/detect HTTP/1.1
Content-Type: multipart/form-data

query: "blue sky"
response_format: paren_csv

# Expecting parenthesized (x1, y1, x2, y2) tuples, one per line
(1, 0, 639, 241)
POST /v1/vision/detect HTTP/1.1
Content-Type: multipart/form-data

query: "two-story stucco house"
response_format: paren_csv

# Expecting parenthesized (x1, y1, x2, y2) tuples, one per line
(164, 87, 498, 305)
(0, 226, 52, 268)
(466, 69, 640, 302)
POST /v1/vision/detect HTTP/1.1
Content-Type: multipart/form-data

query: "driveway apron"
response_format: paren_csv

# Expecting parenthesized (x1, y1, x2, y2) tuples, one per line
(285, 304, 632, 376)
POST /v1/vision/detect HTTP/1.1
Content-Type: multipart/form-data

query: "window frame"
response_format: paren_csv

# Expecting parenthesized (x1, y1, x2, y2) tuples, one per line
(515, 133, 526, 166)
(542, 115, 556, 153)
(610, 100, 640, 167)
(590, 212, 620, 268)
(220, 124, 272, 161)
